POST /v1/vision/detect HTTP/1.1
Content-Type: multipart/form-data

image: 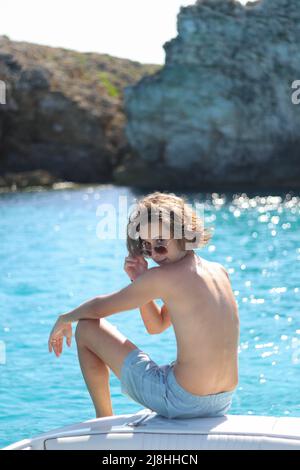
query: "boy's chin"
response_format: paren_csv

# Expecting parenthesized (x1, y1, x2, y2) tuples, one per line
(156, 258, 168, 264)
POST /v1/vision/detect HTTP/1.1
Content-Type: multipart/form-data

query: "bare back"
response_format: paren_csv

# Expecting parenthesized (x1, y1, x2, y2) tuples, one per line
(160, 251, 240, 396)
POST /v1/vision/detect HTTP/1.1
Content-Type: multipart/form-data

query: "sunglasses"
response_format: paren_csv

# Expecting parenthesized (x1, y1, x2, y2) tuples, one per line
(139, 238, 171, 258)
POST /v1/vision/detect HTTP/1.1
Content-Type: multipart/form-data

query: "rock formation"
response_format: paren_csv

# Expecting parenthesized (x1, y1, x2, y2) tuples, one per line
(116, 0, 300, 190)
(0, 36, 160, 189)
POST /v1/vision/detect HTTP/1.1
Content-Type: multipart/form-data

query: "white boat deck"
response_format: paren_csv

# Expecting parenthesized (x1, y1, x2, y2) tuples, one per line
(3, 408, 300, 450)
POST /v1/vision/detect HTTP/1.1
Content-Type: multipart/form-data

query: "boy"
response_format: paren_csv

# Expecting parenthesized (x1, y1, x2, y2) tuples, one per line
(48, 191, 239, 419)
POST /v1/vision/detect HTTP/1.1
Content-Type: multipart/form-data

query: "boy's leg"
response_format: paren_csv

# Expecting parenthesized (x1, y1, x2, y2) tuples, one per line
(76, 342, 113, 418)
(75, 318, 138, 418)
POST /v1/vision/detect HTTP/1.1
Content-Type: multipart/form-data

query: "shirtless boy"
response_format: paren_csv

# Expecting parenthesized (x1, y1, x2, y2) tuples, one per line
(48, 191, 240, 419)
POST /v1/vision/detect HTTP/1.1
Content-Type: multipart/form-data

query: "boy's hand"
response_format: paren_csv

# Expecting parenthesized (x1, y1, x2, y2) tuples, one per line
(48, 315, 72, 357)
(124, 255, 148, 281)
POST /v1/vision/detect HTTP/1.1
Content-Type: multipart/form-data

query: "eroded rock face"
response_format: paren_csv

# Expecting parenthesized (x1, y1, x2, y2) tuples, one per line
(119, 0, 300, 190)
(0, 36, 160, 187)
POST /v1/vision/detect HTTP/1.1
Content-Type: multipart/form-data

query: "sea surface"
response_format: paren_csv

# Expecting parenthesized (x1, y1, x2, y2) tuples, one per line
(0, 184, 299, 447)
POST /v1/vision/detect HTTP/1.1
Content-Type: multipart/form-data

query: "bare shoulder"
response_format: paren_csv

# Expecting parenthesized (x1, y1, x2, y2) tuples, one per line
(145, 266, 165, 281)
(142, 266, 171, 291)
(200, 257, 227, 274)
(212, 261, 230, 280)
(137, 266, 164, 285)
(149, 264, 175, 293)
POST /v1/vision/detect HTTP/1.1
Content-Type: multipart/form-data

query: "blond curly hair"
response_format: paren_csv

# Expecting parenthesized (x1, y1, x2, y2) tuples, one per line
(126, 191, 214, 256)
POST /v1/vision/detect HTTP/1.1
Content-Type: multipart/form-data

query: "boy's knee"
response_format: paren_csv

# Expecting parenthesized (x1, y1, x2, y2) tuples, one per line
(75, 320, 84, 344)
(75, 319, 99, 344)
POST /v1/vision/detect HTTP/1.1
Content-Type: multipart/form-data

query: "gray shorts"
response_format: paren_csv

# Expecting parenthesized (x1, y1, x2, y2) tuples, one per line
(120, 347, 234, 419)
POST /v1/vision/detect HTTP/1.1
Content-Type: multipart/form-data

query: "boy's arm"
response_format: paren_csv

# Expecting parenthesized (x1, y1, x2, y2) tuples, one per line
(150, 303, 172, 334)
(139, 300, 164, 334)
(48, 268, 164, 354)
(61, 268, 164, 323)
(160, 303, 172, 331)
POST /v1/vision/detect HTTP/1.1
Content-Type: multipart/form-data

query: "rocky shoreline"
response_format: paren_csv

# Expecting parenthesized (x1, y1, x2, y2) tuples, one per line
(0, 35, 160, 191)
(121, 0, 300, 190)
(1, 0, 300, 192)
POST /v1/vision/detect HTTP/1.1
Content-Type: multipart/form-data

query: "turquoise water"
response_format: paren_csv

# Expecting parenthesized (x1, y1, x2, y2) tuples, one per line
(0, 185, 299, 448)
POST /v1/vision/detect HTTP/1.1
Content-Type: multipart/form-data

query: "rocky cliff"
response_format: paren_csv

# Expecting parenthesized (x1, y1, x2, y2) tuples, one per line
(0, 36, 160, 189)
(116, 0, 300, 190)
